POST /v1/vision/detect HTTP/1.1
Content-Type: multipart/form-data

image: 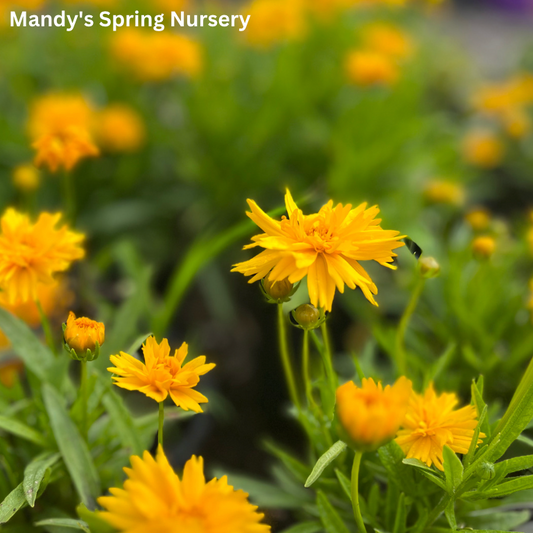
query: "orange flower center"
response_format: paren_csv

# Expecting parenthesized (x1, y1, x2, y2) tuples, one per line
(412, 420, 437, 439)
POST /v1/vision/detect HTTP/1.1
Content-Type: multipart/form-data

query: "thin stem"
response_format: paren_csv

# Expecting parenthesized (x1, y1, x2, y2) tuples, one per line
(395, 278, 425, 377)
(302, 330, 316, 410)
(158, 402, 164, 447)
(36, 299, 58, 357)
(320, 322, 337, 393)
(351, 451, 367, 533)
(80, 360, 88, 441)
(277, 304, 300, 411)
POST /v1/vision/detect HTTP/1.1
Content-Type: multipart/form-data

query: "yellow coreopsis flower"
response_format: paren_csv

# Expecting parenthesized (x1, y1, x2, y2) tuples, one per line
(98, 446, 270, 533)
(110, 29, 202, 81)
(462, 130, 505, 169)
(28, 93, 99, 172)
(12, 164, 40, 192)
(336, 377, 412, 451)
(472, 235, 496, 258)
(345, 49, 399, 87)
(108, 336, 215, 412)
(96, 104, 145, 153)
(0, 209, 85, 304)
(395, 383, 485, 470)
(63, 311, 105, 360)
(361, 22, 414, 60)
(232, 189, 404, 312)
(242, 0, 306, 48)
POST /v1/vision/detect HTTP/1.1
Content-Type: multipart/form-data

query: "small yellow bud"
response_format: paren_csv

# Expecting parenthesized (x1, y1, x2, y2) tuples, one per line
(291, 303, 323, 330)
(465, 208, 491, 231)
(260, 277, 297, 304)
(12, 164, 40, 192)
(472, 236, 496, 258)
(423, 180, 465, 206)
(462, 130, 504, 169)
(419, 256, 440, 279)
(63, 311, 105, 361)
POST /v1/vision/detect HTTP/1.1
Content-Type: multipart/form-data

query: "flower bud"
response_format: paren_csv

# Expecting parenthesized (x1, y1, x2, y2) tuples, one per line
(476, 461, 495, 480)
(63, 311, 105, 362)
(472, 236, 496, 259)
(260, 277, 297, 304)
(12, 164, 40, 193)
(465, 208, 491, 232)
(418, 256, 440, 279)
(291, 304, 324, 330)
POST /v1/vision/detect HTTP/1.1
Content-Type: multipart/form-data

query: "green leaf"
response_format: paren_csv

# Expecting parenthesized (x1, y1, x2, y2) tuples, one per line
(279, 522, 322, 533)
(442, 446, 463, 494)
(393, 492, 407, 533)
(478, 475, 533, 498)
(334, 469, 352, 502)
(76, 504, 115, 533)
(23, 452, 61, 507)
(0, 415, 46, 446)
(0, 308, 54, 381)
(463, 405, 487, 468)
(316, 490, 350, 533)
(466, 510, 530, 530)
(305, 441, 347, 487)
(402, 459, 447, 491)
(100, 377, 143, 455)
(0, 484, 26, 524)
(125, 332, 152, 355)
(379, 441, 420, 497)
(34, 518, 90, 532)
(471, 380, 490, 440)
(444, 498, 457, 530)
(263, 441, 309, 482)
(42, 384, 100, 508)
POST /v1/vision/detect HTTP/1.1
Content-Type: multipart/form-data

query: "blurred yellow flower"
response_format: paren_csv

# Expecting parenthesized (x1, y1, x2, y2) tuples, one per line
(472, 235, 496, 258)
(0, 209, 84, 304)
(423, 180, 465, 206)
(336, 377, 412, 451)
(465, 208, 491, 231)
(462, 130, 504, 169)
(0, 358, 24, 387)
(0, 0, 45, 27)
(96, 104, 145, 153)
(12, 164, 40, 192)
(108, 336, 215, 412)
(28, 93, 99, 172)
(98, 446, 270, 533)
(345, 49, 399, 87)
(110, 29, 202, 81)
(502, 108, 530, 139)
(153, 0, 189, 12)
(396, 383, 485, 470)
(242, 0, 306, 48)
(232, 189, 404, 312)
(64, 311, 105, 356)
(361, 22, 414, 60)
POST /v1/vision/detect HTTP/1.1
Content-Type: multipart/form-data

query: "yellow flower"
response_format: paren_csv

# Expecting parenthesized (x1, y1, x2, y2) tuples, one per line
(336, 377, 412, 451)
(423, 180, 465, 206)
(232, 189, 404, 312)
(63, 311, 105, 358)
(396, 383, 485, 470)
(502, 108, 530, 139)
(0, 358, 24, 388)
(96, 104, 145, 153)
(462, 130, 505, 169)
(108, 336, 215, 412)
(465, 208, 491, 231)
(12, 164, 40, 192)
(472, 235, 496, 258)
(110, 29, 202, 81)
(0, 209, 85, 304)
(98, 446, 270, 533)
(28, 93, 99, 172)
(153, 0, 189, 11)
(242, 0, 306, 48)
(345, 49, 399, 87)
(361, 22, 414, 60)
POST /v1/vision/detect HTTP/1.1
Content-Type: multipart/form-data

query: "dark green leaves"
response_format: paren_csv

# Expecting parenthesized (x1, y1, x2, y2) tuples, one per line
(23, 452, 60, 507)
(316, 491, 350, 533)
(0, 484, 27, 524)
(0, 416, 45, 447)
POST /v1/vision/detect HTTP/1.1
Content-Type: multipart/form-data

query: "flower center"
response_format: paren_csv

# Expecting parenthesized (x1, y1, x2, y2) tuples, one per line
(413, 420, 437, 438)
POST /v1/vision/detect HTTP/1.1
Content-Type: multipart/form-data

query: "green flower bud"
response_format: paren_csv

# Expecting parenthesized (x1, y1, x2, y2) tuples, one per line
(419, 256, 440, 279)
(291, 304, 325, 330)
(476, 461, 495, 480)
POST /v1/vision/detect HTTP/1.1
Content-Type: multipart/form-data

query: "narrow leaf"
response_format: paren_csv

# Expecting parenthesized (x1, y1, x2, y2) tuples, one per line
(0, 484, 26, 524)
(305, 441, 347, 487)
(393, 493, 407, 533)
(0, 416, 45, 446)
(34, 518, 90, 532)
(42, 385, 100, 508)
(23, 452, 61, 507)
(316, 490, 350, 533)
(334, 469, 352, 502)
(444, 498, 457, 530)
(443, 446, 463, 494)
(279, 522, 322, 533)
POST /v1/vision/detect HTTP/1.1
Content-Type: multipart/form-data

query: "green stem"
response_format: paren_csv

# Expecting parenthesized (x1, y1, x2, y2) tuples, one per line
(395, 278, 425, 377)
(36, 299, 57, 357)
(62, 171, 76, 223)
(80, 360, 88, 441)
(277, 304, 300, 411)
(351, 451, 367, 533)
(302, 330, 315, 409)
(320, 322, 337, 393)
(158, 402, 164, 447)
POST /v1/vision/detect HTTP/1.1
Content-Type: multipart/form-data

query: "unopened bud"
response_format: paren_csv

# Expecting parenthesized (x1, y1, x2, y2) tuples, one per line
(419, 256, 440, 279)
(472, 236, 496, 259)
(476, 462, 495, 480)
(260, 277, 296, 304)
(63, 311, 105, 362)
(291, 304, 324, 330)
